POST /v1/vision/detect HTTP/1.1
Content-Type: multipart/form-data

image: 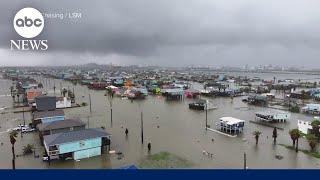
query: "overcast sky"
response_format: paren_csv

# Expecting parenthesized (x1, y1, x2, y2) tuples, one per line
(0, 0, 320, 67)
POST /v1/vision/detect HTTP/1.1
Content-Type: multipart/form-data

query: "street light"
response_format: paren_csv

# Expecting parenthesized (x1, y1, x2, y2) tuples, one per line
(106, 90, 113, 128)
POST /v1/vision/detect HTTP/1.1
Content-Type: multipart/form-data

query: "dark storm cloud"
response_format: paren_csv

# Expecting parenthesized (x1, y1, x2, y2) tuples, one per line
(1, 0, 320, 66)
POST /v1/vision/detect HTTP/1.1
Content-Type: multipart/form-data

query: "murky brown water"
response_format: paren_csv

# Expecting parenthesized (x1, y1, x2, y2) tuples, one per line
(0, 73, 320, 169)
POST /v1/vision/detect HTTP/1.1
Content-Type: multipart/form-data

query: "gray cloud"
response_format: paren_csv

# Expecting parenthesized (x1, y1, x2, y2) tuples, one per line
(0, 0, 320, 67)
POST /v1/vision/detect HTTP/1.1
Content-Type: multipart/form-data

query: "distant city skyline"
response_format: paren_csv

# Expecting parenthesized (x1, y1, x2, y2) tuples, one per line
(1, 0, 320, 67)
(0, 62, 314, 72)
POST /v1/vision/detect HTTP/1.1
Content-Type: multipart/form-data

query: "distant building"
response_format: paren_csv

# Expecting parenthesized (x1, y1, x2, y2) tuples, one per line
(26, 89, 42, 103)
(56, 97, 72, 109)
(255, 111, 290, 123)
(33, 96, 72, 110)
(243, 95, 268, 106)
(161, 88, 184, 100)
(109, 77, 124, 86)
(302, 104, 320, 114)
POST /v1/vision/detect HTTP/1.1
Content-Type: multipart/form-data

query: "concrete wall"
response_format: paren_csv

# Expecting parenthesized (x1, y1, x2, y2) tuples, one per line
(58, 137, 102, 154)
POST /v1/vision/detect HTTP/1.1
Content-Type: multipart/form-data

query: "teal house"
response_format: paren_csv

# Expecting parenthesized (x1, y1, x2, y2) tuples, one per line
(43, 128, 111, 160)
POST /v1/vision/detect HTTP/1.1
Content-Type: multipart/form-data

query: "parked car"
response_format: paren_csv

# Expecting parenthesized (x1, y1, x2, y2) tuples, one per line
(22, 128, 36, 133)
(42, 156, 49, 161)
(12, 125, 29, 131)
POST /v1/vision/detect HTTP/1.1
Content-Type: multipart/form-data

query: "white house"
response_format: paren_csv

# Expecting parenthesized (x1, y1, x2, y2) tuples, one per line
(298, 120, 312, 134)
(255, 110, 290, 123)
(216, 117, 245, 134)
(56, 97, 72, 109)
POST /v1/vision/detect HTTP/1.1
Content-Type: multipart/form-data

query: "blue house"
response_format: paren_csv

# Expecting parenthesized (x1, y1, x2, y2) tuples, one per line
(43, 128, 111, 160)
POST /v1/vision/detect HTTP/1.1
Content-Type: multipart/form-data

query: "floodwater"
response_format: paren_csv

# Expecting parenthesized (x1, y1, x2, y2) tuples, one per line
(0, 72, 320, 169)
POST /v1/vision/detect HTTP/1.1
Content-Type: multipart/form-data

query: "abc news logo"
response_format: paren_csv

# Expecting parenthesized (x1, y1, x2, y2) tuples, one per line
(15, 16, 43, 28)
(10, 7, 48, 51)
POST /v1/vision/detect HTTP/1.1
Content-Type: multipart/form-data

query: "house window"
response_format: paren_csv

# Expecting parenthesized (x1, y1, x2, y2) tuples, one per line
(79, 141, 85, 147)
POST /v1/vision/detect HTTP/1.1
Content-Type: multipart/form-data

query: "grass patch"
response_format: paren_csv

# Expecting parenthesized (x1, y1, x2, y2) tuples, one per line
(138, 151, 193, 169)
(279, 144, 320, 159)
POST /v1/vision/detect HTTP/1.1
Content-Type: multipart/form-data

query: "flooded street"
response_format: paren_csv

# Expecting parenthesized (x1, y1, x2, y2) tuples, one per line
(1, 73, 320, 169)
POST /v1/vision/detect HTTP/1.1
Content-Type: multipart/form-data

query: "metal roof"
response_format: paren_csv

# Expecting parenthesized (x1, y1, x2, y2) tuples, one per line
(38, 118, 85, 131)
(33, 109, 65, 119)
(219, 117, 245, 125)
(35, 96, 56, 111)
(43, 128, 111, 146)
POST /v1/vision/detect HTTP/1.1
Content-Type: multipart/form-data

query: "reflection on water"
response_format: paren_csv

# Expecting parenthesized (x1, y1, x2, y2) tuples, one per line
(0, 74, 320, 169)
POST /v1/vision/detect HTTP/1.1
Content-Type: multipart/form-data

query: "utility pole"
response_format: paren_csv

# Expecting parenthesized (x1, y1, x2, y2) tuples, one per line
(87, 116, 90, 128)
(60, 82, 62, 96)
(141, 111, 144, 145)
(244, 152, 247, 170)
(20, 124, 23, 138)
(205, 103, 208, 130)
(12, 147, 15, 170)
(110, 100, 113, 127)
(89, 94, 92, 114)
(23, 108, 25, 126)
(53, 82, 56, 95)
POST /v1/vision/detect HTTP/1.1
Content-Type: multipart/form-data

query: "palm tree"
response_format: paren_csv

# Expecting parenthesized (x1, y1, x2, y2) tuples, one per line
(289, 129, 301, 152)
(272, 127, 277, 144)
(306, 134, 317, 152)
(289, 129, 297, 147)
(23, 144, 34, 155)
(9, 130, 18, 170)
(253, 131, 262, 145)
(295, 131, 302, 153)
(311, 120, 320, 141)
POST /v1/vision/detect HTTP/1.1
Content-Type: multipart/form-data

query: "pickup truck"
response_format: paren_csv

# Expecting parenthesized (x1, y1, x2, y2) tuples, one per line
(22, 128, 36, 133)
(12, 125, 29, 131)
